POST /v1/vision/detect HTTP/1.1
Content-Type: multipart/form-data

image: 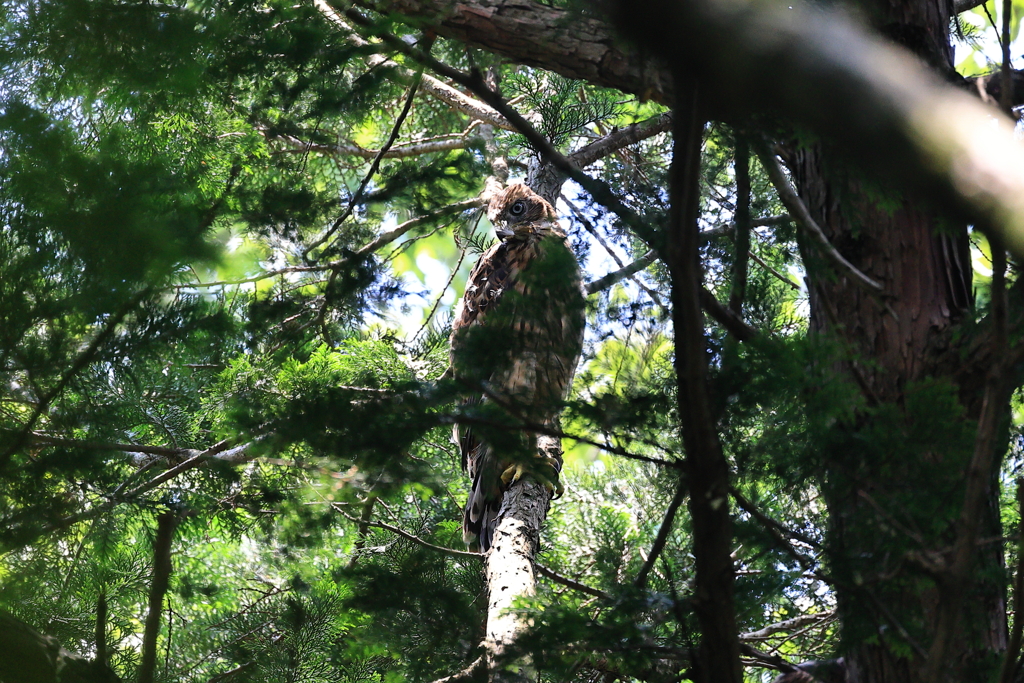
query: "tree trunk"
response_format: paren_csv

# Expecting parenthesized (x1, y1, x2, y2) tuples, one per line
(793, 116, 1007, 683)
(483, 435, 559, 683)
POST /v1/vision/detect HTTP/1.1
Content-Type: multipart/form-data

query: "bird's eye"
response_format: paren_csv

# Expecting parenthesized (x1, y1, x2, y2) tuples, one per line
(510, 200, 526, 216)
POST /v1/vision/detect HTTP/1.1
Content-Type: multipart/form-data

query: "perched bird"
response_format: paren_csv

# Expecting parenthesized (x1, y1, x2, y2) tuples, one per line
(450, 184, 586, 552)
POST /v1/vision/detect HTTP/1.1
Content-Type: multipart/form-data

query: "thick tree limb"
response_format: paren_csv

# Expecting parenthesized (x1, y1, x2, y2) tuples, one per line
(353, 0, 670, 105)
(664, 85, 742, 682)
(609, 0, 1024, 261)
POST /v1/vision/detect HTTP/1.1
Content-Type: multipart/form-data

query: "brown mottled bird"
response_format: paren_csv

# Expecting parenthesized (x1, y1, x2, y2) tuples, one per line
(450, 184, 586, 552)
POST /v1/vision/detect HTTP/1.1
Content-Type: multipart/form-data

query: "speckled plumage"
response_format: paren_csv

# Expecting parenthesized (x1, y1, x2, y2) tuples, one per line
(451, 184, 585, 551)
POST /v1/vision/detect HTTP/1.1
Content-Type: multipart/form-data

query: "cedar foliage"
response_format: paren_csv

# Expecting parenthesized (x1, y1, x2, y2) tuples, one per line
(0, 1, 1020, 682)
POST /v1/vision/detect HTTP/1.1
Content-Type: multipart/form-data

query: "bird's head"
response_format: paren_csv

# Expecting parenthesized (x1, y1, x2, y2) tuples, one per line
(487, 184, 558, 241)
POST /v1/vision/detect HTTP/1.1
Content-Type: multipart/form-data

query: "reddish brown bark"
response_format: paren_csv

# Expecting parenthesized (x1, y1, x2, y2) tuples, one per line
(665, 85, 742, 683)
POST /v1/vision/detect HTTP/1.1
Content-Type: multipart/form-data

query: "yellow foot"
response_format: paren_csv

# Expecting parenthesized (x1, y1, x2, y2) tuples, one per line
(499, 453, 564, 499)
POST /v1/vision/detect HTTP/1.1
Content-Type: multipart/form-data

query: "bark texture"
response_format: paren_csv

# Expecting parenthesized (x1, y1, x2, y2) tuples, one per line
(356, 0, 671, 105)
(484, 436, 558, 683)
(664, 85, 742, 682)
(784, 0, 1009, 674)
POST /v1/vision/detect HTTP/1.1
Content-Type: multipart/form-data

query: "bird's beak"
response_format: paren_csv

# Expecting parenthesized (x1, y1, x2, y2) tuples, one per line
(495, 225, 514, 239)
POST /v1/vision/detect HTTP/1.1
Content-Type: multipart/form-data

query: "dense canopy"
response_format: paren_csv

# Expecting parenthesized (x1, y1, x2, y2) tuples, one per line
(3, 0, 1024, 682)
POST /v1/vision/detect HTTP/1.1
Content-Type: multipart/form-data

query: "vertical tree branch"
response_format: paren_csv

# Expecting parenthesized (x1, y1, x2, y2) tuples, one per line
(138, 512, 178, 683)
(665, 82, 742, 683)
(1001, 0, 1013, 113)
(728, 135, 751, 316)
(926, 234, 1010, 677)
(485, 440, 559, 683)
(346, 496, 377, 570)
(999, 478, 1024, 683)
(95, 590, 108, 668)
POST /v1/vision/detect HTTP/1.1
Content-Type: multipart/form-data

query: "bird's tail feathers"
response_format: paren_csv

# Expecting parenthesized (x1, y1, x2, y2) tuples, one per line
(463, 455, 504, 552)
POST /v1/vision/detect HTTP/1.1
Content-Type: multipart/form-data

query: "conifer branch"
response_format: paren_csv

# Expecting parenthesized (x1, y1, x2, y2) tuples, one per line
(138, 511, 178, 683)
(271, 132, 473, 160)
(567, 112, 672, 169)
(584, 251, 657, 295)
(0, 288, 151, 471)
(175, 199, 483, 290)
(633, 474, 687, 588)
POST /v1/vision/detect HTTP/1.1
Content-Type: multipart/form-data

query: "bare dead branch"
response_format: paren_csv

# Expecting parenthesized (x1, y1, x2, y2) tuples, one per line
(427, 656, 486, 683)
(568, 112, 672, 169)
(584, 251, 657, 295)
(271, 133, 472, 159)
(740, 611, 835, 641)
(315, 0, 513, 129)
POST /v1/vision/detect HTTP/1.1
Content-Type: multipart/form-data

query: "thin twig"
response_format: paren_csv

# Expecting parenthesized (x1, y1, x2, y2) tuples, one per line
(331, 504, 610, 598)
(634, 474, 688, 588)
(304, 68, 425, 259)
(584, 251, 657, 295)
(1, 288, 151, 470)
(752, 140, 883, 295)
